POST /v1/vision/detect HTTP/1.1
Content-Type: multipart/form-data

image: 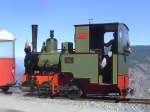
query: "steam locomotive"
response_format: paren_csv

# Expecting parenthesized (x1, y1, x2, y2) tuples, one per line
(21, 23, 131, 99)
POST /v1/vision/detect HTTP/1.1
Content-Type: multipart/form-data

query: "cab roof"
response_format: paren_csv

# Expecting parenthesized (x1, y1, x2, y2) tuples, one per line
(74, 22, 129, 31)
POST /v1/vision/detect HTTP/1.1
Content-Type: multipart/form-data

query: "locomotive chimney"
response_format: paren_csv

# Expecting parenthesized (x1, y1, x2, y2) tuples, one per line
(32, 24, 38, 52)
(50, 30, 54, 38)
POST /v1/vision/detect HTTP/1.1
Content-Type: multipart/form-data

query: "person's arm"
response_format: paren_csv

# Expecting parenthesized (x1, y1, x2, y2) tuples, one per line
(101, 57, 107, 68)
(104, 39, 114, 47)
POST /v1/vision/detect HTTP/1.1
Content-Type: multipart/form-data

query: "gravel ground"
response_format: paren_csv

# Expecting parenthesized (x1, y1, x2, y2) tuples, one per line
(0, 90, 149, 112)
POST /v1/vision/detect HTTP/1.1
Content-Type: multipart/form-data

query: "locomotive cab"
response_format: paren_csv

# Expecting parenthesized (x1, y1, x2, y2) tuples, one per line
(73, 23, 130, 85)
(61, 23, 131, 98)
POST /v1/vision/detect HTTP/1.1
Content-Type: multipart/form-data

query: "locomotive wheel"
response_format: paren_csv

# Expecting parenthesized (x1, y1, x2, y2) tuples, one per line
(1, 86, 9, 93)
(37, 81, 53, 98)
(21, 80, 37, 92)
(67, 85, 83, 99)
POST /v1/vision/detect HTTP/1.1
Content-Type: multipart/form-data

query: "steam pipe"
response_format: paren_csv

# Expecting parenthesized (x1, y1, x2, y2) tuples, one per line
(32, 25, 38, 52)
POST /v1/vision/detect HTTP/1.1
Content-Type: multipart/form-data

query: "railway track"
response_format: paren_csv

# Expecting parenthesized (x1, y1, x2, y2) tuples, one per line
(121, 98, 150, 105)
(43, 96, 150, 105)
(80, 97, 150, 105)
(26, 93, 150, 105)
(2, 86, 150, 105)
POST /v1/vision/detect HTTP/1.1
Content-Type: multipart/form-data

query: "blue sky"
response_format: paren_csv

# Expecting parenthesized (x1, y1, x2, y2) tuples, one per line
(0, 0, 150, 57)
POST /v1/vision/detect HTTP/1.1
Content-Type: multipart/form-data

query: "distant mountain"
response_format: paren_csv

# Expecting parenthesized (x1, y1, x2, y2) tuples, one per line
(129, 45, 150, 98)
(129, 45, 150, 66)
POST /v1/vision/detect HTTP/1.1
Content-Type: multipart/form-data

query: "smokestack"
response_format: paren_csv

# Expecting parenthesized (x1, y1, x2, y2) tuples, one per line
(32, 25, 38, 52)
(50, 30, 54, 38)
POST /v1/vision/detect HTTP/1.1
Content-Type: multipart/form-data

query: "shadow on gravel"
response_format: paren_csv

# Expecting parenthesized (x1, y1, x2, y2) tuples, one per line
(0, 109, 24, 112)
